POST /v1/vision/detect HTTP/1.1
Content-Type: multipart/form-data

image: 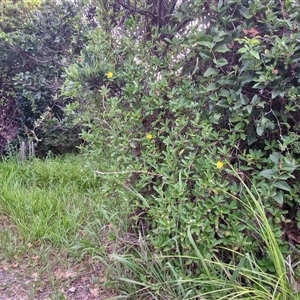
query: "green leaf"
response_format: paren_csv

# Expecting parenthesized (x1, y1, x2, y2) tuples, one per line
(240, 94, 249, 105)
(269, 152, 281, 164)
(271, 90, 281, 99)
(207, 82, 218, 91)
(273, 181, 291, 192)
(273, 192, 283, 205)
(174, 12, 183, 19)
(281, 157, 299, 172)
(217, 79, 236, 85)
(247, 132, 257, 145)
(199, 50, 212, 59)
(256, 124, 264, 136)
(214, 44, 230, 53)
(203, 67, 218, 77)
(249, 50, 260, 59)
(214, 57, 228, 67)
(260, 169, 276, 179)
(228, 255, 246, 285)
(246, 105, 253, 114)
(235, 122, 244, 131)
(196, 41, 215, 48)
(219, 89, 230, 97)
(211, 113, 221, 123)
(238, 47, 248, 54)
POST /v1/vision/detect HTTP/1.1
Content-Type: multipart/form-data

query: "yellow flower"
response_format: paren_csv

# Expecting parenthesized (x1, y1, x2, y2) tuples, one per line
(146, 133, 153, 140)
(107, 71, 113, 79)
(216, 161, 224, 169)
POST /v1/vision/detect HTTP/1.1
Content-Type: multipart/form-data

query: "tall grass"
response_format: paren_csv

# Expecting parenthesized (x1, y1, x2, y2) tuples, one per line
(101, 166, 299, 300)
(0, 154, 129, 252)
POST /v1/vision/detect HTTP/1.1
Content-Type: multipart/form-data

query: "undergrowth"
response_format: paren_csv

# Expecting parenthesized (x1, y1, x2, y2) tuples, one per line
(99, 167, 300, 300)
(0, 154, 129, 257)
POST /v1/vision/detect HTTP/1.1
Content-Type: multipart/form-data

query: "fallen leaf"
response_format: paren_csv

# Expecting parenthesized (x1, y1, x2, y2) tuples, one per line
(243, 28, 260, 37)
(99, 276, 106, 283)
(54, 269, 76, 279)
(89, 287, 99, 297)
(31, 272, 38, 281)
(54, 269, 64, 279)
(64, 270, 76, 279)
(69, 286, 76, 293)
(1, 264, 8, 271)
(287, 231, 300, 243)
(12, 262, 18, 268)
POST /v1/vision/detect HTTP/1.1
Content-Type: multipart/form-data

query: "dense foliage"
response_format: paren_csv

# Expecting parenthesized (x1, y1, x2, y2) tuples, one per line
(63, 0, 300, 288)
(0, 0, 92, 156)
(2, 0, 300, 297)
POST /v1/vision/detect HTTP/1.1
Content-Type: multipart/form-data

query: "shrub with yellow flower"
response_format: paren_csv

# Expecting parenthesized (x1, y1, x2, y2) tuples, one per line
(107, 71, 113, 79)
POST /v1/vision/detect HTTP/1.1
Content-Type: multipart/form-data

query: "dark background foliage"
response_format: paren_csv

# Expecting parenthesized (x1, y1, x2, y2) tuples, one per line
(0, 0, 93, 156)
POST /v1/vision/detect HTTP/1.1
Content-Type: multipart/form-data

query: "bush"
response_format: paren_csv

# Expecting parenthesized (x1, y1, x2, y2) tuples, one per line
(63, 0, 300, 286)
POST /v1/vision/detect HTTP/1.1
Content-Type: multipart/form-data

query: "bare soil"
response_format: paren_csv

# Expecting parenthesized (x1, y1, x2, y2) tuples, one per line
(0, 257, 116, 300)
(0, 215, 117, 300)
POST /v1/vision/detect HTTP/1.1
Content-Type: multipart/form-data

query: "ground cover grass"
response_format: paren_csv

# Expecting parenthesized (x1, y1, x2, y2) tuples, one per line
(0, 154, 128, 299)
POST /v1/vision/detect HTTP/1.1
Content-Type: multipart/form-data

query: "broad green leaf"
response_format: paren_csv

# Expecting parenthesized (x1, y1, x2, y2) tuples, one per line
(260, 169, 276, 179)
(199, 50, 211, 59)
(249, 50, 260, 59)
(271, 90, 281, 99)
(240, 94, 249, 105)
(269, 152, 281, 164)
(219, 89, 230, 97)
(273, 192, 284, 205)
(211, 113, 221, 123)
(196, 41, 215, 48)
(207, 82, 218, 91)
(241, 74, 255, 84)
(281, 157, 299, 172)
(235, 122, 244, 131)
(214, 57, 228, 67)
(246, 104, 253, 114)
(238, 47, 248, 54)
(203, 67, 218, 77)
(256, 124, 264, 136)
(214, 44, 230, 53)
(273, 181, 291, 192)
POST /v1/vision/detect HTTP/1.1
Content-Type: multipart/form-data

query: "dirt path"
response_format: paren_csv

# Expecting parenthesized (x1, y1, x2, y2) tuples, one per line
(0, 259, 116, 300)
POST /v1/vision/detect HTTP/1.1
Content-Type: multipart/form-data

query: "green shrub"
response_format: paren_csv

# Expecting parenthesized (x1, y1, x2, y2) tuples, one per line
(103, 168, 300, 299)
(63, 0, 300, 282)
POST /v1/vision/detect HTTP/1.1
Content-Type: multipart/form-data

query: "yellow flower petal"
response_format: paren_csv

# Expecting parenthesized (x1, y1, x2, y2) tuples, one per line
(146, 133, 153, 140)
(216, 161, 224, 169)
